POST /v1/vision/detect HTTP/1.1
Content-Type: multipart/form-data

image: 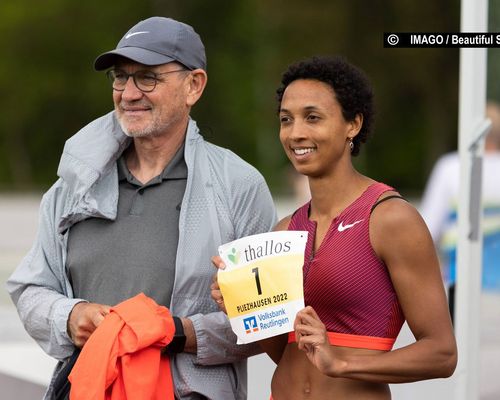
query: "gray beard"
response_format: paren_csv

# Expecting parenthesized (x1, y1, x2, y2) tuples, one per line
(117, 117, 164, 138)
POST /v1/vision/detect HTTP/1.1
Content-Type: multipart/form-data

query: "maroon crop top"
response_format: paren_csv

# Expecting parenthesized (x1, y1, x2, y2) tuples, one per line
(288, 182, 405, 350)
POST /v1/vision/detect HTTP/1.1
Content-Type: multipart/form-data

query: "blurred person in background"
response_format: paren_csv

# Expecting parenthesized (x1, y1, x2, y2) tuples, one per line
(420, 101, 500, 319)
(6, 16, 277, 399)
(212, 56, 457, 399)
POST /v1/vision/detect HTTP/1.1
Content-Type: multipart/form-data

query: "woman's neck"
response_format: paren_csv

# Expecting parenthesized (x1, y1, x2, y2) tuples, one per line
(308, 166, 373, 221)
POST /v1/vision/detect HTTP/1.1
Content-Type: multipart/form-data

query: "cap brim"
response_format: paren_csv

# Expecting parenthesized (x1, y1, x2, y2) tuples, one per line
(94, 47, 176, 71)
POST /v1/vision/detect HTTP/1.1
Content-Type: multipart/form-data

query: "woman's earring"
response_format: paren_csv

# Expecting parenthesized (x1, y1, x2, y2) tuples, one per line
(349, 138, 354, 152)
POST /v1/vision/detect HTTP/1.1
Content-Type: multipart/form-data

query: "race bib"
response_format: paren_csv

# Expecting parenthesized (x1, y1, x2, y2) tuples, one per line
(218, 231, 307, 344)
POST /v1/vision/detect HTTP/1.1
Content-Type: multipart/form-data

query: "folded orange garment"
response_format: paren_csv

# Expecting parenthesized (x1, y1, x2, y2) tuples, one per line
(69, 293, 175, 400)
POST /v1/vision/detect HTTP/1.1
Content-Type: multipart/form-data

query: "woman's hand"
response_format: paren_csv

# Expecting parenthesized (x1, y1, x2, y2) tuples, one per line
(210, 255, 227, 313)
(294, 306, 337, 376)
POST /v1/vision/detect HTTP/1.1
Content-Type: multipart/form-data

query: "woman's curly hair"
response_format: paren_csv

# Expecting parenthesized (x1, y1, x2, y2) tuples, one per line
(276, 56, 374, 156)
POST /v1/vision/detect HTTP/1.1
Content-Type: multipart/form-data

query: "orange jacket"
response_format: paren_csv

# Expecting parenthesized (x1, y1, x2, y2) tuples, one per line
(69, 293, 175, 400)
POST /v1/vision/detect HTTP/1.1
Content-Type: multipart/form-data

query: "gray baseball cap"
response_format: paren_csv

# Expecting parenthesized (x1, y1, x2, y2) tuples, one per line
(94, 17, 206, 71)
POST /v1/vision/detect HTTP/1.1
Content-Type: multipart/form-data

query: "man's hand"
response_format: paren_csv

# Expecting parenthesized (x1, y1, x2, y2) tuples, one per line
(68, 302, 111, 348)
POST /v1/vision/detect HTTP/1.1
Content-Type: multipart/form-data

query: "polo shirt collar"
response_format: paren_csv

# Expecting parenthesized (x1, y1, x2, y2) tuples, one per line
(118, 143, 187, 184)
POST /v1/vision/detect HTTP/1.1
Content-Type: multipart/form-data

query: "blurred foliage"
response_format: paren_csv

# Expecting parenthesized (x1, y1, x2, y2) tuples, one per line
(0, 0, 479, 197)
(488, 2, 500, 102)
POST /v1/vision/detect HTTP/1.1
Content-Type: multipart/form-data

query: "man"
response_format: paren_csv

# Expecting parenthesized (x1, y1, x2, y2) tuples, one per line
(420, 101, 500, 318)
(7, 16, 277, 399)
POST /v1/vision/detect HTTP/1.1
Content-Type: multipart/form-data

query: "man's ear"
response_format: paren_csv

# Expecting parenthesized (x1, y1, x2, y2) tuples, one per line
(186, 69, 208, 107)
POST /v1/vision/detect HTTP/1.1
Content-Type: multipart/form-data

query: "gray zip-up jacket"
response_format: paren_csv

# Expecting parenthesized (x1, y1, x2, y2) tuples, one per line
(7, 112, 277, 399)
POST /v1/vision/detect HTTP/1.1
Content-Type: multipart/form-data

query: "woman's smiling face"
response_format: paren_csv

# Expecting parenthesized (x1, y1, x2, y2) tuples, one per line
(279, 79, 359, 177)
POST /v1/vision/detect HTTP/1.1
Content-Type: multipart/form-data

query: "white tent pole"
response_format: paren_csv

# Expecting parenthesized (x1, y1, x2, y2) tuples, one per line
(455, 0, 489, 399)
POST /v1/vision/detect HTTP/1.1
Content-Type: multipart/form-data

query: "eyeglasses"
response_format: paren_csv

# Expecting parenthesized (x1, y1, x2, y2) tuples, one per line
(106, 68, 188, 92)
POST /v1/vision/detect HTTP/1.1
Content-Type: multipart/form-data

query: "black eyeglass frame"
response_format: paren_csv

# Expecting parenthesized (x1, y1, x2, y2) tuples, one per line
(106, 68, 188, 92)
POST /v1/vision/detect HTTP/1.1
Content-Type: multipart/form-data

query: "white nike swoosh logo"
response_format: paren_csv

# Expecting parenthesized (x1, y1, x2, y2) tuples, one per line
(337, 219, 364, 232)
(125, 31, 149, 39)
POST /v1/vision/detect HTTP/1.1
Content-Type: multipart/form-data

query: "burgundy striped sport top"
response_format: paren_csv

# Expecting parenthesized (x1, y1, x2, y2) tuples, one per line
(288, 182, 405, 351)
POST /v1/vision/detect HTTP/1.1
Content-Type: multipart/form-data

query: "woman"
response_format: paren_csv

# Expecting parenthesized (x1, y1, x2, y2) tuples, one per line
(212, 56, 457, 399)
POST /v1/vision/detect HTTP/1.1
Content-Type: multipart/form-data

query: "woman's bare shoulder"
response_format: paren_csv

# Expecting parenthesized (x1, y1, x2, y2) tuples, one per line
(274, 215, 292, 231)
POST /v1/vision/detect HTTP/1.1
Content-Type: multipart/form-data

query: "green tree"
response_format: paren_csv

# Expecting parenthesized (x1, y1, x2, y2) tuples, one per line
(0, 0, 461, 196)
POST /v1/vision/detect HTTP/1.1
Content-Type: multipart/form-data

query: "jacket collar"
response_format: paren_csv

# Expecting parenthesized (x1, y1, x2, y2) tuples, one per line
(56, 111, 201, 233)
